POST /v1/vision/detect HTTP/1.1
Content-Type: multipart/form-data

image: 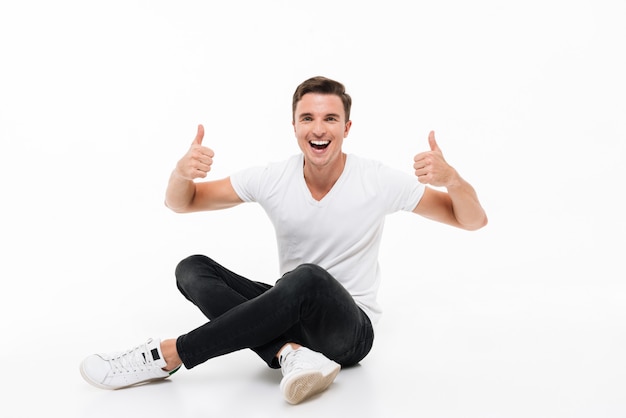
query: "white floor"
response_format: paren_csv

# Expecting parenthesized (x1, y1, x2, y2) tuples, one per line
(5, 238, 626, 418)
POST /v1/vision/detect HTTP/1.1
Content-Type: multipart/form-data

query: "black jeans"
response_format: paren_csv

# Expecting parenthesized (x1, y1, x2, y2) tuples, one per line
(174, 255, 374, 369)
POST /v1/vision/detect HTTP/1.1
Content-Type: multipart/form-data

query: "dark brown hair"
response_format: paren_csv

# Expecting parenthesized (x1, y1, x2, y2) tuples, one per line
(292, 76, 352, 123)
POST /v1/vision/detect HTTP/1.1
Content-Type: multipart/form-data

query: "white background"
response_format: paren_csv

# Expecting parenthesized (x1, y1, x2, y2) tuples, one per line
(1, 1, 625, 417)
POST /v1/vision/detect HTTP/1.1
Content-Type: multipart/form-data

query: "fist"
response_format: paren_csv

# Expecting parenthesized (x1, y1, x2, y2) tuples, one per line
(175, 124, 215, 180)
(413, 131, 456, 187)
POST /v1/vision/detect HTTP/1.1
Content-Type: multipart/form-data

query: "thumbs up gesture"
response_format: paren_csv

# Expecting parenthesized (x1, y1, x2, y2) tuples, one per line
(413, 131, 457, 187)
(174, 124, 215, 180)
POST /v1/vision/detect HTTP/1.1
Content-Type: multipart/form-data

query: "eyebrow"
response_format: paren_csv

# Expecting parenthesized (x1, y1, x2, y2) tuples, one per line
(298, 112, 341, 119)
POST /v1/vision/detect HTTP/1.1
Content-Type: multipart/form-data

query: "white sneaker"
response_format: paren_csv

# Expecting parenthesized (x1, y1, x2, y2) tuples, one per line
(80, 338, 180, 390)
(278, 345, 341, 404)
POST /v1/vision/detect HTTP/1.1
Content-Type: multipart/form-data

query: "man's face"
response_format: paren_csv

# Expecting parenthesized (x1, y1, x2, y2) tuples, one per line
(293, 93, 352, 171)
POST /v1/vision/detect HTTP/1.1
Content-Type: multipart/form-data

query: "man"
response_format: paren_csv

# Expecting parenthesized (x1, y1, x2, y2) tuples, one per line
(80, 76, 487, 405)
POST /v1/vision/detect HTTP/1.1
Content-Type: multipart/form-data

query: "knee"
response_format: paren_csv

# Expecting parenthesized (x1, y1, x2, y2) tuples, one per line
(282, 263, 334, 292)
(175, 254, 212, 288)
(292, 263, 328, 277)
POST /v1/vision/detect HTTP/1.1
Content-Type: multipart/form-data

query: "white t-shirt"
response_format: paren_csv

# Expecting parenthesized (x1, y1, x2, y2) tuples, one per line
(230, 153, 425, 324)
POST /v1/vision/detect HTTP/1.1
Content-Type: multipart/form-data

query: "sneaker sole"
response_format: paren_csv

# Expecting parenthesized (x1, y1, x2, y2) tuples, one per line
(280, 363, 341, 405)
(79, 361, 180, 390)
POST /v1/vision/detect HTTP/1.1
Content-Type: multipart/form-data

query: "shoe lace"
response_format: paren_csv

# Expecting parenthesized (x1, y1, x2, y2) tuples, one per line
(281, 348, 312, 375)
(107, 342, 152, 374)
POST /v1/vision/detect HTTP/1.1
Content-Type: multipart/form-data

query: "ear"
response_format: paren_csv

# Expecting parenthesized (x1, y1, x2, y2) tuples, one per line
(344, 120, 352, 137)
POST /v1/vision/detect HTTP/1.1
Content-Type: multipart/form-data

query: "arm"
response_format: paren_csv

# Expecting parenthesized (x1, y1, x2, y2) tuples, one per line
(165, 124, 243, 213)
(412, 131, 488, 231)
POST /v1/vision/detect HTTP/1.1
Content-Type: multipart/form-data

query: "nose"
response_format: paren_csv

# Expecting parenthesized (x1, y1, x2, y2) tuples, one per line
(312, 120, 326, 137)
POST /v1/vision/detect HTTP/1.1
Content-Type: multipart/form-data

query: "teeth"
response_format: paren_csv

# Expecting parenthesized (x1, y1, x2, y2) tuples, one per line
(311, 141, 330, 145)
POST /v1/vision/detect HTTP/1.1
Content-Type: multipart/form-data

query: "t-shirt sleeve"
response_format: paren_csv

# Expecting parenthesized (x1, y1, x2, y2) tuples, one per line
(230, 165, 266, 203)
(378, 163, 426, 213)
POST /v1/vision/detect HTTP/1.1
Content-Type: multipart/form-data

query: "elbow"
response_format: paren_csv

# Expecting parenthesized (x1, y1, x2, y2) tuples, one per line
(463, 214, 488, 231)
(164, 199, 189, 214)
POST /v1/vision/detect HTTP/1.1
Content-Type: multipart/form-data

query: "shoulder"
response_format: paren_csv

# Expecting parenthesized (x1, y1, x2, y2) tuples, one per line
(231, 154, 301, 202)
(234, 154, 300, 178)
(346, 154, 383, 172)
(346, 154, 406, 180)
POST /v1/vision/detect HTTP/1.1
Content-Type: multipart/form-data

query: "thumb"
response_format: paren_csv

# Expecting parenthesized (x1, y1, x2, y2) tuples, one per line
(193, 124, 204, 146)
(428, 130, 440, 152)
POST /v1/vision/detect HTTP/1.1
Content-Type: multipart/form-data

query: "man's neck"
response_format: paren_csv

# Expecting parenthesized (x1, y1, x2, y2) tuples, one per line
(303, 153, 347, 201)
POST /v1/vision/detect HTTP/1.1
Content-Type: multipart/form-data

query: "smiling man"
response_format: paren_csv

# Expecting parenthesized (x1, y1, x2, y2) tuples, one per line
(80, 76, 487, 405)
(294, 91, 351, 202)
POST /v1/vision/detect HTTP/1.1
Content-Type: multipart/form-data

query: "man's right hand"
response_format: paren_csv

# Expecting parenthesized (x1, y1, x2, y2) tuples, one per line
(174, 124, 215, 180)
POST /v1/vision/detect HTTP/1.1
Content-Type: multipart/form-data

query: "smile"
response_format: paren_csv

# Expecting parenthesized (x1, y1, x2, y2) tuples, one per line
(309, 140, 330, 150)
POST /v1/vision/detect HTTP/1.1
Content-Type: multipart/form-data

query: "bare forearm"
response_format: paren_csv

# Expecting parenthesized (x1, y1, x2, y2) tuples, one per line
(446, 174, 488, 230)
(165, 170, 196, 212)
